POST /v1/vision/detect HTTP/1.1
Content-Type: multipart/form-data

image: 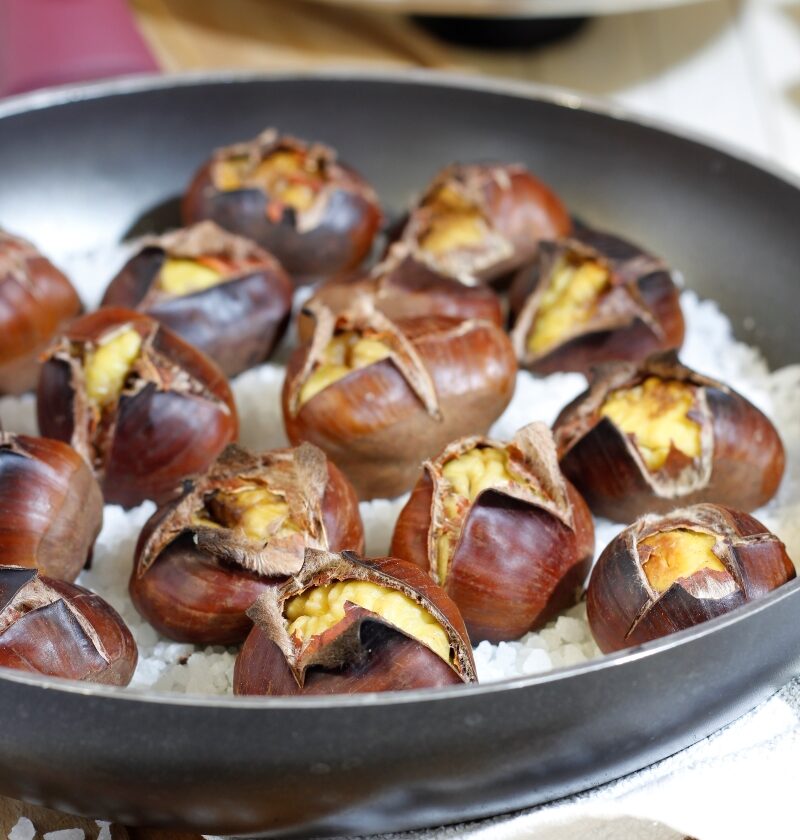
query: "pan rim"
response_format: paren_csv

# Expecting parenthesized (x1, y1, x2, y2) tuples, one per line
(0, 67, 798, 709)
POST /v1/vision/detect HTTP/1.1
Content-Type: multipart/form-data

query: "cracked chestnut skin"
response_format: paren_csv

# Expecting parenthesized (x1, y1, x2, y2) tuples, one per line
(509, 226, 685, 375)
(0, 566, 137, 685)
(391, 423, 595, 642)
(234, 549, 477, 696)
(37, 308, 239, 509)
(553, 354, 785, 522)
(129, 443, 365, 645)
(297, 243, 503, 344)
(0, 433, 103, 581)
(587, 504, 795, 653)
(101, 222, 293, 378)
(0, 229, 82, 395)
(282, 304, 517, 500)
(397, 162, 571, 286)
(182, 130, 383, 285)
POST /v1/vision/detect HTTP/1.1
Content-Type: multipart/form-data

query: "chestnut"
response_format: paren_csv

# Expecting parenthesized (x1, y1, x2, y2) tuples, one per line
(587, 503, 795, 653)
(182, 129, 383, 285)
(391, 422, 595, 643)
(297, 242, 503, 343)
(0, 229, 82, 395)
(509, 227, 685, 375)
(234, 548, 477, 695)
(282, 301, 517, 499)
(396, 162, 571, 286)
(100, 221, 293, 378)
(0, 565, 137, 684)
(553, 353, 785, 522)
(37, 307, 239, 509)
(130, 442, 365, 645)
(0, 432, 103, 581)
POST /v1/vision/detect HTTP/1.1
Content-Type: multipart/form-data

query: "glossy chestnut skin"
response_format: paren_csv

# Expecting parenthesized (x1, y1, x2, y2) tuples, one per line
(129, 443, 365, 645)
(0, 566, 137, 685)
(283, 305, 517, 499)
(0, 433, 103, 581)
(391, 423, 595, 642)
(37, 308, 239, 509)
(554, 354, 785, 522)
(509, 226, 685, 375)
(587, 504, 795, 653)
(397, 162, 571, 286)
(182, 129, 382, 285)
(234, 549, 477, 696)
(297, 243, 503, 343)
(0, 229, 82, 395)
(101, 222, 293, 378)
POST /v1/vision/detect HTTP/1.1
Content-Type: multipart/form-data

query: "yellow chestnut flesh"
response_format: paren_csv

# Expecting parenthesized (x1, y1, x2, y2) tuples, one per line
(599, 377, 702, 471)
(285, 580, 450, 662)
(157, 258, 224, 296)
(528, 258, 610, 354)
(299, 332, 392, 406)
(420, 186, 489, 255)
(201, 484, 299, 541)
(214, 150, 318, 211)
(639, 528, 725, 593)
(84, 327, 143, 408)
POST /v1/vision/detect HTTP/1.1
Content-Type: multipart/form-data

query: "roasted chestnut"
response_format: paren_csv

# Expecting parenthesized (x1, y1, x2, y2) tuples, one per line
(0, 566, 137, 684)
(182, 129, 383, 285)
(234, 548, 477, 695)
(0, 229, 82, 395)
(391, 422, 595, 642)
(37, 308, 238, 509)
(101, 222, 293, 378)
(130, 442, 364, 645)
(0, 432, 103, 581)
(396, 162, 571, 286)
(297, 242, 503, 343)
(587, 504, 795, 653)
(509, 227, 685, 375)
(553, 354, 785, 522)
(282, 301, 517, 499)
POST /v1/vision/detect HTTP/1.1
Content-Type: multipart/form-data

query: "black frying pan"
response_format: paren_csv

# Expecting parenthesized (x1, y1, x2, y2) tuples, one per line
(0, 71, 798, 837)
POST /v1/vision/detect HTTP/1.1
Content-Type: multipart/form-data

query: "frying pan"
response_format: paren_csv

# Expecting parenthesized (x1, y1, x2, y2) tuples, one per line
(0, 71, 799, 837)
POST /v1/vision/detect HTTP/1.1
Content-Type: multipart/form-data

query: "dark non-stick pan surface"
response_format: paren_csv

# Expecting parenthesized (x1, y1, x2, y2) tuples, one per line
(0, 71, 799, 837)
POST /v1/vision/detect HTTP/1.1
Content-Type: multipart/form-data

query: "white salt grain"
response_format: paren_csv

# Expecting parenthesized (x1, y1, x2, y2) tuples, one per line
(43, 831, 84, 840)
(8, 817, 36, 840)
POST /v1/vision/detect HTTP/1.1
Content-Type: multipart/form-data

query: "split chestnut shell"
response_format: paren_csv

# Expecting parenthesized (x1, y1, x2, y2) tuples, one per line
(182, 129, 382, 285)
(130, 442, 364, 645)
(234, 549, 477, 696)
(0, 229, 82, 395)
(0, 432, 103, 581)
(37, 308, 239, 509)
(101, 222, 293, 378)
(553, 354, 785, 522)
(282, 301, 517, 499)
(391, 423, 595, 642)
(587, 504, 795, 653)
(0, 566, 137, 684)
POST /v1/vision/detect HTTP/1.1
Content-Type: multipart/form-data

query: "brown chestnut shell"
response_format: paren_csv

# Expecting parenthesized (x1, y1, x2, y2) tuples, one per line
(181, 130, 383, 285)
(36, 307, 239, 509)
(101, 222, 293, 378)
(587, 504, 795, 653)
(283, 303, 517, 499)
(391, 422, 595, 642)
(0, 432, 103, 581)
(0, 229, 82, 395)
(397, 162, 571, 285)
(234, 549, 477, 696)
(553, 353, 785, 522)
(0, 566, 137, 685)
(509, 227, 685, 375)
(129, 442, 365, 645)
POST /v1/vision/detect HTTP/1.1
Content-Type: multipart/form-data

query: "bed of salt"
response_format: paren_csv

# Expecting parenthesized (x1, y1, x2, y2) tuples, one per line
(1, 239, 798, 696)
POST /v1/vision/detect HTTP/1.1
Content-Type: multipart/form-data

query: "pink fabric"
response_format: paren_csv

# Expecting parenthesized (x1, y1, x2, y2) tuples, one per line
(0, 0, 159, 97)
